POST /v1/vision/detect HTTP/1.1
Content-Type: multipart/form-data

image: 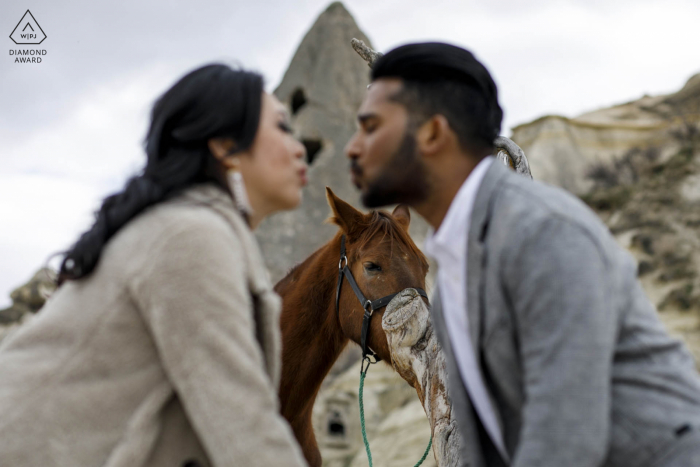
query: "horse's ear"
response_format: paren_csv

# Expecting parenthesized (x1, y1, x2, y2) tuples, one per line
(392, 204, 411, 230)
(326, 187, 365, 238)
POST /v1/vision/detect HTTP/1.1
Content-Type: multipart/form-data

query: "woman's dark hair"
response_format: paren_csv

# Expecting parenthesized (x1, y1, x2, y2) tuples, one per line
(57, 63, 264, 284)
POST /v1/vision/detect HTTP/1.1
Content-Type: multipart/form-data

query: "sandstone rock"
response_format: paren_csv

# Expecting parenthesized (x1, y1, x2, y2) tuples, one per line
(0, 267, 56, 326)
(313, 358, 433, 467)
(0, 268, 55, 344)
(511, 72, 700, 195)
(348, 399, 435, 467)
(255, 2, 375, 282)
(582, 145, 700, 364)
(256, 2, 432, 282)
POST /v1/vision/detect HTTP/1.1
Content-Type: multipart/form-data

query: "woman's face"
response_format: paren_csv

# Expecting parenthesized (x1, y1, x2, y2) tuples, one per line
(237, 92, 307, 220)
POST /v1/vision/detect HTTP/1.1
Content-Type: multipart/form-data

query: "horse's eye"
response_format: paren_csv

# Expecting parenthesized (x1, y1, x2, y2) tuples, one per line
(364, 262, 382, 272)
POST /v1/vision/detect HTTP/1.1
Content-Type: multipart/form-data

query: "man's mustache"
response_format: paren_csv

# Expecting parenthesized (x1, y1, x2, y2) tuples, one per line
(350, 161, 362, 177)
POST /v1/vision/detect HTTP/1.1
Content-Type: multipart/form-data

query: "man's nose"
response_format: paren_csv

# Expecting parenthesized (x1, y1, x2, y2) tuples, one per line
(344, 132, 361, 160)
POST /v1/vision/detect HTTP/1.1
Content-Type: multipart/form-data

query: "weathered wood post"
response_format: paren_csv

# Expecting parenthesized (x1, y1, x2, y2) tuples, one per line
(383, 289, 461, 467)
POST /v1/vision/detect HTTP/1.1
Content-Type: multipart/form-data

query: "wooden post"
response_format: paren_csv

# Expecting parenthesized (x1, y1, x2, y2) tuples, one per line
(382, 289, 461, 467)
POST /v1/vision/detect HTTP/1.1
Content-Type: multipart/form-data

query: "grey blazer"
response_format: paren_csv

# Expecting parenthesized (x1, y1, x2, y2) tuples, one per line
(430, 161, 700, 467)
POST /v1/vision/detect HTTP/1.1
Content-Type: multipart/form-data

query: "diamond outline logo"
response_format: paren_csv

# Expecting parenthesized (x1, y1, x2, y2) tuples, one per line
(10, 10, 47, 45)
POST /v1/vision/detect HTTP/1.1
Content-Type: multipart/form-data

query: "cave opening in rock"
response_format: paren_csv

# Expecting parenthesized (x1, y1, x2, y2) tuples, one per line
(291, 88, 307, 115)
(302, 139, 322, 165)
(329, 421, 345, 436)
(328, 412, 345, 436)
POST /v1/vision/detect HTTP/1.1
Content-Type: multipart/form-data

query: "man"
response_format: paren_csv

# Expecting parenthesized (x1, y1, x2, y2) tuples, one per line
(345, 42, 700, 466)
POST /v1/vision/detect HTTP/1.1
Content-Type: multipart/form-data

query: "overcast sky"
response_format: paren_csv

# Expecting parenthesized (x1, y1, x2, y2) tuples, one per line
(1, 0, 699, 306)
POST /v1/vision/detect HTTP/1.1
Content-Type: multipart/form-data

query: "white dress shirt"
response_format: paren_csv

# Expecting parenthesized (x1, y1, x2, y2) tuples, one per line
(424, 156, 509, 461)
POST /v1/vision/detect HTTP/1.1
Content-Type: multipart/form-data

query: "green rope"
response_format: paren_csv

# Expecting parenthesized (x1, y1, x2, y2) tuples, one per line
(359, 360, 433, 467)
(415, 435, 433, 467)
(359, 365, 373, 467)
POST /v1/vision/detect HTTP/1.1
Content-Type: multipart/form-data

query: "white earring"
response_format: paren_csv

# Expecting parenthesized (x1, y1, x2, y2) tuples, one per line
(227, 165, 254, 216)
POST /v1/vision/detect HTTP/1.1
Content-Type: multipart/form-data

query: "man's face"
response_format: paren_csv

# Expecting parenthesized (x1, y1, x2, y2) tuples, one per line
(345, 78, 429, 208)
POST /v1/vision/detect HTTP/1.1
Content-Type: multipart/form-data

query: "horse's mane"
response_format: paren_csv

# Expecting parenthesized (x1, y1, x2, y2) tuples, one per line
(346, 211, 429, 272)
(278, 210, 429, 295)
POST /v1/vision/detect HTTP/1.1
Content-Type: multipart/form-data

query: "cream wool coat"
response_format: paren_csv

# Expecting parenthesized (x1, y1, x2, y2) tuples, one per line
(0, 184, 308, 467)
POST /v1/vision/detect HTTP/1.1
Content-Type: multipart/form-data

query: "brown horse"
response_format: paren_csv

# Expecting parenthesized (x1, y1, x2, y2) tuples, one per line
(275, 187, 430, 466)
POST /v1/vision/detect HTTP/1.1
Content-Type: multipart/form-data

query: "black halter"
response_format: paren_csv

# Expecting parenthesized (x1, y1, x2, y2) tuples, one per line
(335, 234, 429, 362)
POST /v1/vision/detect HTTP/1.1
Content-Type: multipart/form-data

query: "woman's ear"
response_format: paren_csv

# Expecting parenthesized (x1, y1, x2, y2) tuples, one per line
(208, 138, 238, 166)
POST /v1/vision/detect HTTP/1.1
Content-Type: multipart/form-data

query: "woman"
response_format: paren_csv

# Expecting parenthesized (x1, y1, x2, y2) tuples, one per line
(0, 64, 309, 467)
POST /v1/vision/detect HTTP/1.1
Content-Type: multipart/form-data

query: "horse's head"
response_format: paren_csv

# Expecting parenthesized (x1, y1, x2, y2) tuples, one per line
(325, 187, 429, 363)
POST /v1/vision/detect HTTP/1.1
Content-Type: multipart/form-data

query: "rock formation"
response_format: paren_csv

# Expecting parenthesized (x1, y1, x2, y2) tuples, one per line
(0, 268, 55, 341)
(312, 356, 435, 467)
(256, 2, 381, 281)
(582, 142, 700, 363)
(511, 72, 700, 194)
(257, 2, 432, 282)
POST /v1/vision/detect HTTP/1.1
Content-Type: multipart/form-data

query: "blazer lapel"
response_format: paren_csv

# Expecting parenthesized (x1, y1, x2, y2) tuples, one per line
(466, 161, 508, 355)
(429, 287, 453, 371)
(465, 161, 513, 464)
(430, 286, 484, 467)
(466, 238, 484, 357)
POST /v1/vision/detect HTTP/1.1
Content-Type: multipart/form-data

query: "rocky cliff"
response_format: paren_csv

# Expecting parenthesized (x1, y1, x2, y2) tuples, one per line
(583, 145, 700, 362)
(256, 1, 432, 282)
(313, 357, 435, 467)
(0, 268, 55, 341)
(511, 72, 700, 195)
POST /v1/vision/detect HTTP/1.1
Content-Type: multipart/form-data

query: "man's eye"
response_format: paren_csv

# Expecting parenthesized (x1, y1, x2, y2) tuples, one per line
(364, 125, 377, 133)
(364, 262, 382, 272)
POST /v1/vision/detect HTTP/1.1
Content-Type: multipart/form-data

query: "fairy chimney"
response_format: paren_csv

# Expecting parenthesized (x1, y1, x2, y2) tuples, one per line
(255, 2, 374, 280)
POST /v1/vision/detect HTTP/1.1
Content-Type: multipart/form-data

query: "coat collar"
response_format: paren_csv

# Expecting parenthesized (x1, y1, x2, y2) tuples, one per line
(425, 157, 494, 265)
(175, 184, 273, 294)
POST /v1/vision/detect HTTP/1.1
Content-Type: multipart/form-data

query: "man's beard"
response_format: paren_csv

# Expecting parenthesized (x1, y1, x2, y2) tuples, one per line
(358, 129, 430, 208)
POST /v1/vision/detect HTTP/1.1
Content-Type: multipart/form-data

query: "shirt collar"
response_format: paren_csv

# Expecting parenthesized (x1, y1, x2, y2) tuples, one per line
(424, 156, 494, 261)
